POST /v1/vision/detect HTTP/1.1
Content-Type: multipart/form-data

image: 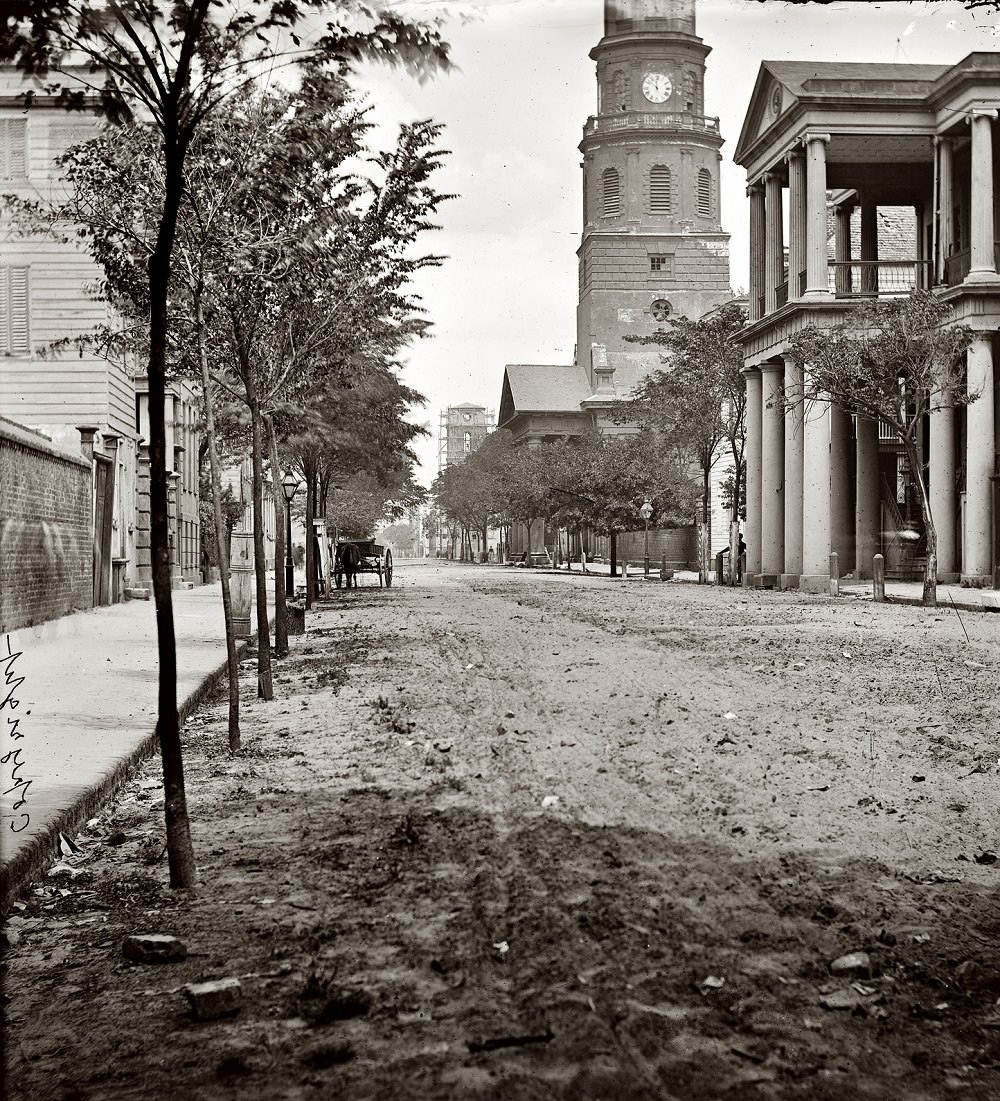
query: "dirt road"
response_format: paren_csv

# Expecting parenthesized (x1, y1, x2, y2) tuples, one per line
(4, 561, 1000, 1099)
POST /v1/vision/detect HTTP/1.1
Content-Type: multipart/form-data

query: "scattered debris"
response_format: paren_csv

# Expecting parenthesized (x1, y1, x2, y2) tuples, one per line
(300, 1039, 354, 1068)
(974, 851, 998, 866)
(467, 1029, 554, 1054)
(830, 952, 871, 978)
(541, 795, 559, 808)
(699, 975, 725, 995)
(184, 978, 243, 1020)
(493, 940, 510, 956)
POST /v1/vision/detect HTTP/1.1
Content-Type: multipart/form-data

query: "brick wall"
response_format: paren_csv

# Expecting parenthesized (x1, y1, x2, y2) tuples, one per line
(0, 416, 93, 631)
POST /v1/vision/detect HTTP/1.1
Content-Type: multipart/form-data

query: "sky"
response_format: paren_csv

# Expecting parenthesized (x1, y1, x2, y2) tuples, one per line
(352, 0, 1000, 486)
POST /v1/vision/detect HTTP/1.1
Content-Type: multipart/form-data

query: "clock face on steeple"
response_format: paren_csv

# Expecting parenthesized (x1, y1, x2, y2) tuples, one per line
(642, 72, 672, 103)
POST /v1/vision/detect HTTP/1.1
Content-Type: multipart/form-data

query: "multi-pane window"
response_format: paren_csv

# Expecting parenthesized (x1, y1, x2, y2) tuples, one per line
(697, 168, 713, 216)
(0, 265, 30, 355)
(0, 119, 27, 180)
(602, 167, 621, 216)
(649, 165, 671, 215)
(650, 256, 672, 275)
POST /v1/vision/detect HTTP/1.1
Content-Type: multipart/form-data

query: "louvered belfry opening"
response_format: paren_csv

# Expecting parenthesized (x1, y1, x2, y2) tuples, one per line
(602, 167, 621, 216)
(697, 167, 712, 216)
(650, 164, 671, 214)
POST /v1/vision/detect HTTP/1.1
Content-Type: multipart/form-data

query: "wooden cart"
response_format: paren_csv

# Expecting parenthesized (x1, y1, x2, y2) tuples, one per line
(333, 539, 393, 588)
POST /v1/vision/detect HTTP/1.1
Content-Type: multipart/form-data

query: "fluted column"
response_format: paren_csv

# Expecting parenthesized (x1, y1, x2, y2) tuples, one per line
(860, 197, 878, 295)
(855, 416, 880, 579)
(804, 134, 832, 298)
(930, 394, 958, 580)
(830, 405, 854, 570)
(749, 182, 766, 320)
(782, 354, 803, 585)
(800, 393, 831, 591)
(937, 137, 953, 284)
(787, 148, 806, 300)
(764, 172, 785, 313)
(968, 109, 1000, 282)
(834, 200, 854, 296)
(759, 362, 785, 578)
(745, 367, 763, 578)
(964, 335, 995, 582)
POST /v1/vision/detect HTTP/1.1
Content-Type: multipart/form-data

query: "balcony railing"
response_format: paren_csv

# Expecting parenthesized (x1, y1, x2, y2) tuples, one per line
(584, 111, 721, 135)
(827, 260, 931, 298)
(943, 243, 1000, 285)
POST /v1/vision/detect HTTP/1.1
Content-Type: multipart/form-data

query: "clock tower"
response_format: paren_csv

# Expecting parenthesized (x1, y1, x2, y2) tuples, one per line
(577, 0, 731, 391)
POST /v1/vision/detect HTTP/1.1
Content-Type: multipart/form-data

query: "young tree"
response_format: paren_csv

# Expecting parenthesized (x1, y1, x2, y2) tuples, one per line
(788, 291, 976, 607)
(0, 2, 450, 889)
(623, 301, 748, 583)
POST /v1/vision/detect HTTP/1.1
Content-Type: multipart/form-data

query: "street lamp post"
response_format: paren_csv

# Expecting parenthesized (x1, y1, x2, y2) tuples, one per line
(281, 471, 300, 598)
(640, 499, 653, 578)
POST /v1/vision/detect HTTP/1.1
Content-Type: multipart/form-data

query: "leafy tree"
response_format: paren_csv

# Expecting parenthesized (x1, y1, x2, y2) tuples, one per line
(0, 2, 450, 889)
(623, 301, 748, 583)
(788, 291, 976, 607)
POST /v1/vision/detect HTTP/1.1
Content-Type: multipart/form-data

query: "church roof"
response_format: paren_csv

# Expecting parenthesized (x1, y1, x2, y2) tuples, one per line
(498, 364, 592, 426)
(763, 60, 946, 99)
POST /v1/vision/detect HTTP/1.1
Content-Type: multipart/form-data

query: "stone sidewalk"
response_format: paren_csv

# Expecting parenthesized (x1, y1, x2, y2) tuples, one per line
(1, 583, 273, 907)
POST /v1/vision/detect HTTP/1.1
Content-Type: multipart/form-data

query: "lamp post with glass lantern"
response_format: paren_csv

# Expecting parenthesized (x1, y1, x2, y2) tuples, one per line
(640, 499, 652, 577)
(281, 471, 300, 597)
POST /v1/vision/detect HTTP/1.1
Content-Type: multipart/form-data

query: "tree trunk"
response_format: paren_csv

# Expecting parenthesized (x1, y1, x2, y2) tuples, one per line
(908, 439, 938, 607)
(701, 464, 712, 584)
(194, 293, 239, 752)
(730, 444, 743, 587)
(148, 142, 196, 889)
(610, 531, 618, 577)
(245, 361, 273, 700)
(267, 417, 288, 657)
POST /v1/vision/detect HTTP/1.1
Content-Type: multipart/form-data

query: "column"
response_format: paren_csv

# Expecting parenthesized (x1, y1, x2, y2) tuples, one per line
(760, 362, 785, 579)
(787, 148, 807, 300)
(855, 416, 880, 580)
(749, 182, 766, 320)
(937, 137, 953, 284)
(745, 367, 763, 578)
(834, 199, 853, 296)
(830, 405, 854, 570)
(930, 394, 958, 581)
(800, 393, 832, 592)
(625, 145, 641, 230)
(968, 109, 1000, 282)
(860, 196, 878, 295)
(964, 335, 995, 582)
(764, 171, 785, 313)
(782, 355, 803, 586)
(804, 133, 832, 298)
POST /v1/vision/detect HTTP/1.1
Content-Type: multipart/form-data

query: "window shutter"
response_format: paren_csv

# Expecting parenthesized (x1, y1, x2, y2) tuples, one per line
(602, 168, 621, 216)
(1, 266, 30, 355)
(650, 165, 671, 214)
(697, 168, 712, 217)
(1, 120, 27, 179)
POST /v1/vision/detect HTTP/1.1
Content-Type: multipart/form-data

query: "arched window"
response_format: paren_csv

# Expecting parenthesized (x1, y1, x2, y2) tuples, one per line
(463, 431, 472, 452)
(697, 168, 712, 217)
(602, 167, 621, 216)
(649, 165, 671, 215)
(685, 70, 697, 113)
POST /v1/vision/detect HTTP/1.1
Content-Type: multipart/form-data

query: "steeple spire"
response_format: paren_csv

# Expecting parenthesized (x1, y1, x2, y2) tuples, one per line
(604, 0, 696, 37)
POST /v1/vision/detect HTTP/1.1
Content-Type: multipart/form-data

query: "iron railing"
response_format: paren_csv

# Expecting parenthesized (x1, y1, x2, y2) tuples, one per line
(828, 259, 931, 297)
(584, 111, 720, 135)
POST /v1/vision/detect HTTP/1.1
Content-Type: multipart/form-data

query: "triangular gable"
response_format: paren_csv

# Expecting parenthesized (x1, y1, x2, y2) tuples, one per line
(498, 370, 516, 427)
(734, 63, 792, 165)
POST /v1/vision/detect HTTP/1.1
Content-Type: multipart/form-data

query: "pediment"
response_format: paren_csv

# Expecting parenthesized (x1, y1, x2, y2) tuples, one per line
(734, 64, 795, 166)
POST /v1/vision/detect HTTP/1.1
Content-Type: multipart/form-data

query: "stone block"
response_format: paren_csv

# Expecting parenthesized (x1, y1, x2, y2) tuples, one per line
(184, 978, 243, 1020)
(982, 592, 1000, 612)
(778, 573, 800, 590)
(798, 574, 831, 595)
(122, 933, 188, 964)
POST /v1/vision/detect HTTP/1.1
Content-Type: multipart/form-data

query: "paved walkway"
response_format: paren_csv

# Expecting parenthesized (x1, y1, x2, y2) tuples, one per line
(1, 583, 273, 905)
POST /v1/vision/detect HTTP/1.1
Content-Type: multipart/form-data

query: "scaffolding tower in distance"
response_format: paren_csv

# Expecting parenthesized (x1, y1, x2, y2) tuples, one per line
(438, 403, 495, 473)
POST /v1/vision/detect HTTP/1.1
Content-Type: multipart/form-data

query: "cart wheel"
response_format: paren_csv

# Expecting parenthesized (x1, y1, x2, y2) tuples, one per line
(334, 570, 343, 589)
(385, 549, 393, 587)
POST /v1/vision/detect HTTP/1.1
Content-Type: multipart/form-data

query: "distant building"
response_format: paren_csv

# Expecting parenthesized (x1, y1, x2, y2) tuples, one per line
(438, 403, 495, 472)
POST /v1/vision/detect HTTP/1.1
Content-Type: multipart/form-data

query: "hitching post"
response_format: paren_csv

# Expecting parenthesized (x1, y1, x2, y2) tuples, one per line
(873, 554, 885, 602)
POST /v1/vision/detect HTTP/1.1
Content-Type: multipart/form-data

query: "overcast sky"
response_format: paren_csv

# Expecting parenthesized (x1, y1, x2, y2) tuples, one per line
(353, 0, 1000, 485)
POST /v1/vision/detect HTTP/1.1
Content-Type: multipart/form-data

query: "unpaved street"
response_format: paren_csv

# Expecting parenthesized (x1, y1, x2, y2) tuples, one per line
(5, 561, 1000, 1100)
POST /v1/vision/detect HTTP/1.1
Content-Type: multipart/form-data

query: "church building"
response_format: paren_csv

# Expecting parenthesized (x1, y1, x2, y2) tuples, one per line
(498, 0, 734, 560)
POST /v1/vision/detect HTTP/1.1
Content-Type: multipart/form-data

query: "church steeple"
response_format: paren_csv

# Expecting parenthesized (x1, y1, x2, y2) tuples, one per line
(604, 0, 696, 37)
(575, 0, 730, 388)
